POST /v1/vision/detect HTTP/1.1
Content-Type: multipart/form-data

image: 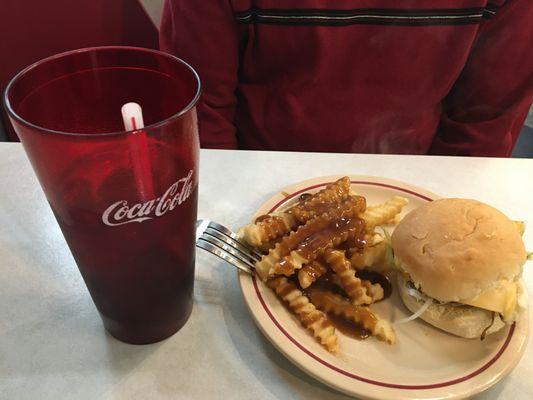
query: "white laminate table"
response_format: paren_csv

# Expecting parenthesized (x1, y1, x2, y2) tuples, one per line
(1, 144, 532, 399)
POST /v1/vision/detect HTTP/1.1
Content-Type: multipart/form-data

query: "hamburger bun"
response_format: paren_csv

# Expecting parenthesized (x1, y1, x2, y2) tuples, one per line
(391, 198, 526, 302)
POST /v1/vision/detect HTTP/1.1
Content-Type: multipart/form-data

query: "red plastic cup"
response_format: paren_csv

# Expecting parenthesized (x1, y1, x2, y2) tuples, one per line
(3, 47, 201, 344)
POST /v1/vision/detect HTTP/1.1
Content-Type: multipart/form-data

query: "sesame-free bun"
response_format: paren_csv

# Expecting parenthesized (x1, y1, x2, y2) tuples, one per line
(397, 275, 506, 339)
(391, 198, 526, 302)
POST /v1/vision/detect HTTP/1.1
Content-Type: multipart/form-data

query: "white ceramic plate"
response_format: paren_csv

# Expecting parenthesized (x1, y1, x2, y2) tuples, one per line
(238, 175, 529, 400)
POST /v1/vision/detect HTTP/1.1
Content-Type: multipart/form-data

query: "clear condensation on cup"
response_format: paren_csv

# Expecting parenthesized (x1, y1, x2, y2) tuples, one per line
(4, 47, 201, 344)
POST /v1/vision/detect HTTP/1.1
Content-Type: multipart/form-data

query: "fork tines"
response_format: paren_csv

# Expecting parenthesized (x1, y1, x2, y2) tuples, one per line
(196, 219, 261, 275)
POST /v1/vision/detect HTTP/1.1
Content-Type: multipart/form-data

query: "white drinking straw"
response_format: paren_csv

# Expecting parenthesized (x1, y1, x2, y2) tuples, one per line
(121, 102, 145, 131)
(121, 102, 155, 200)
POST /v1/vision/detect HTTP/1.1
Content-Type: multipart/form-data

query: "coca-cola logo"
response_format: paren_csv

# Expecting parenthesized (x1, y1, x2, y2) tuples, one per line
(102, 170, 194, 226)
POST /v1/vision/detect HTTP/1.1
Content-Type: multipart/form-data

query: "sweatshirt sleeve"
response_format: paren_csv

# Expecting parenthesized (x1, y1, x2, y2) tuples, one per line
(430, 0, 533, 157)
(160, 0, 240, 149)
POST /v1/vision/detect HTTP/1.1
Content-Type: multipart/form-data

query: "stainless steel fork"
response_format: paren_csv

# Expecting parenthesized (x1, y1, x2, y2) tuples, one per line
(196, 219, 261, 275)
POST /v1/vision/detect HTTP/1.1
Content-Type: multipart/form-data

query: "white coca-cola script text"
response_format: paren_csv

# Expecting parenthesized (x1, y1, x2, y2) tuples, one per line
(102, 170, 194, 226)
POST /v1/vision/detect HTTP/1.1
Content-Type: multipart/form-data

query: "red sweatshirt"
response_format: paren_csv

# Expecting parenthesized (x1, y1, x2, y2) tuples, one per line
(160, 0, 533, 156)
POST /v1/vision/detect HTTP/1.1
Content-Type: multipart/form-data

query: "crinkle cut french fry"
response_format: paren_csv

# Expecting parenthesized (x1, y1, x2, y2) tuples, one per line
(323, 263, 384, 304)
(361, 280, 384, 302)
(255, 214, 331, 280)
(362, 196, 408, 228)
(240, 177, 354, 247)
(288, 177, 354, 223)
(267, 276, 339, 352)
(255, 196, 365, 280)
(274, 223, 361, 277)
(254, 238, 281, 254)
(350, 241, 388, 269)
(240, 212, 297, 247)
(324, 249, 375, 305)
(309, 289, 395, 344)
(298, 260, 328, 289)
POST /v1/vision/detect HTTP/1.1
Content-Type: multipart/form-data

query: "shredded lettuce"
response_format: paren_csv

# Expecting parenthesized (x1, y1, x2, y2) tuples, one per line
(378, 226, 397, 269)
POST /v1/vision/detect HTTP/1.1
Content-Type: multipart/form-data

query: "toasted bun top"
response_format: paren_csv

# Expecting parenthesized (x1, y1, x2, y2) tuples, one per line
(391, 198, 526, 302)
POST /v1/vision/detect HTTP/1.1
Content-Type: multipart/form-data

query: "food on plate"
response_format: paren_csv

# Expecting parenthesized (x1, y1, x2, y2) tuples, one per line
(308, 289, 395, 344)
(323, 248, 383, 305)
(362, 196, 409, 228)
(255, 195, 366, 280)
(392, 198, 527, 339)
(267, 276, 339, 352)
(240, 177, 408, 351)
(298, 260, 328, 289)
(288, 176, 352, 223)
(240, 176, 352, 247)
(350, 239, 388, 269)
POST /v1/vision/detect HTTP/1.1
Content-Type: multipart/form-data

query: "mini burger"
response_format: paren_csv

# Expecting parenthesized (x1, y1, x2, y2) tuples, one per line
(391, 198, 527, 339)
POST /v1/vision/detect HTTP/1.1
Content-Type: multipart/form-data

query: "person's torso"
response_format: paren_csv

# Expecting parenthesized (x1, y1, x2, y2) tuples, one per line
(232, 0, 496, 153)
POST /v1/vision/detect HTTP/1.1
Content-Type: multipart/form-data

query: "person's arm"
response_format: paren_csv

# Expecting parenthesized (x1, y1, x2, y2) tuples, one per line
(160, 0, 240, 149)
(430, 0, 533, 156)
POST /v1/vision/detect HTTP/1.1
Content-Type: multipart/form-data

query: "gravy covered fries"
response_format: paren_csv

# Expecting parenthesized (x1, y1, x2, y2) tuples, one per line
(240, 176, 352, 248)
(267, 276, 339, 352)
(240, 177, 408, 352)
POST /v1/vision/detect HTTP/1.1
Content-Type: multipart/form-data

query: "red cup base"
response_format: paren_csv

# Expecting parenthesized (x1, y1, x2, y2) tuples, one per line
(101, 300, 194, 345)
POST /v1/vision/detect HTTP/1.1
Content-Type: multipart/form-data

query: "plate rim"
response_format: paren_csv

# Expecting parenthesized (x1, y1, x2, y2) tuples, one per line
(237, 175, 529, 399)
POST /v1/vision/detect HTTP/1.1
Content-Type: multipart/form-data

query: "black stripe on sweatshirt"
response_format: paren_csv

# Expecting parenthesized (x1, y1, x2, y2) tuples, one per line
(234, 6, 499, 26)
(483, 2, 501, 18)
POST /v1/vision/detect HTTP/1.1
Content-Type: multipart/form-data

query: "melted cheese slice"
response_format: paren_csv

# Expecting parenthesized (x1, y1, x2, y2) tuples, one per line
(461, 280, 517, 321)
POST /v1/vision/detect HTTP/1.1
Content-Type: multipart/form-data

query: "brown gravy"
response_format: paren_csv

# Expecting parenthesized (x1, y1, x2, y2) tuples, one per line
(295, 217, 365, 261)
(308, 273, 345, 296)
(298, 192, 313, 202)
(302, 278, 371, 340)
(303, 261, 327, 282)
(308, 288, 377, 341)
(288, 194, 366, 225)
(328, 314, 371, 340)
